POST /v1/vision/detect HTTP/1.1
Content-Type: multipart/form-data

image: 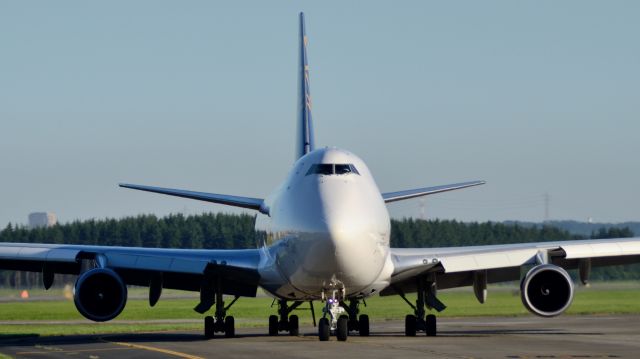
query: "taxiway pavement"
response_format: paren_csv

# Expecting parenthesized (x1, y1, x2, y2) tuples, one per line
(1, 315, 638, 358)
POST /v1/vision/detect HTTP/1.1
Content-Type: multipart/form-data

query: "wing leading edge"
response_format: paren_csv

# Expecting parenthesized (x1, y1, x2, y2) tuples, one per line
(119, 183, 268, 214)
(382, 180, 485, 203)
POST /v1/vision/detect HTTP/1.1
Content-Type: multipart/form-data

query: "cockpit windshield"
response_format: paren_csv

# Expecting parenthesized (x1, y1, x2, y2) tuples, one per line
(334, 164, 354, 175)
(314, 164, 334, 175)
(306, 164, 360, 176)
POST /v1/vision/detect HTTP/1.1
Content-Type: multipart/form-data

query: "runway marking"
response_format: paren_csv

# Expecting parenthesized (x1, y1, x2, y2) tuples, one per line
(507, 354, 620, 359)
(101, 339, 204, 359)
(16, 347, 131, 355)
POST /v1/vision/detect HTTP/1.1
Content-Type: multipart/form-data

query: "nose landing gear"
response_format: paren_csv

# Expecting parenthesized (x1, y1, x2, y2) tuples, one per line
(321, 289, 346, 341)
(319, 290, 370, 341)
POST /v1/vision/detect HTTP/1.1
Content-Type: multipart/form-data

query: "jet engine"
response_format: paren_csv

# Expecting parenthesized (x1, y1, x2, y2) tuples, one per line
(520, 264, 574, 317)
(74, 268, 128, 322)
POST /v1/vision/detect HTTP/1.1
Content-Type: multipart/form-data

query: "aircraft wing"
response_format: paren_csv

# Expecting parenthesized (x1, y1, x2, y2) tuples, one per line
(381, 180, 485, 203)
(0, 242, 261, 303)
(383, 237, 640, 295)
(119, 183, 267, 213)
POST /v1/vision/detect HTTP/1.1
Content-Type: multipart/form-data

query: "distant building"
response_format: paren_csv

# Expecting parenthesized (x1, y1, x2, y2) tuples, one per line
(28, 212, 57, 228)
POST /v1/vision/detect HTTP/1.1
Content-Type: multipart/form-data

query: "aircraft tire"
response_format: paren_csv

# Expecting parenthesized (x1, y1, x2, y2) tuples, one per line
(337, 316, 348, 341)
(204, 316, 214, 339)
(319, 318, 330, 341)
(359, 314, 370, 336)
(289, 315, 299, 336)
(225, 316, 235, 338)
(405, 314, 416, 336)
(269, 315, 278, 336)
(426, 314, 437, 337)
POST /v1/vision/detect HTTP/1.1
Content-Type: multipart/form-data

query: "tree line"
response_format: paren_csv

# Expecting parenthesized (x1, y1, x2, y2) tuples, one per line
(0, 213, 637, 288)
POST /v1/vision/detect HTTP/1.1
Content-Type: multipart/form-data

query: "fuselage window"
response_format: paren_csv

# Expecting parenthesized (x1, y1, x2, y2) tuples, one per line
(306, 164, 360, 176)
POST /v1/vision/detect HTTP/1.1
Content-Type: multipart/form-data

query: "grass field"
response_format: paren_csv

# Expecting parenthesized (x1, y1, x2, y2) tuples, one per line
(1, 283, 640, 336)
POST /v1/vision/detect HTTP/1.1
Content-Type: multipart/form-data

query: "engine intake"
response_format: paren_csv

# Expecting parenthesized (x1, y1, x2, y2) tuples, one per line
(520, 264, 574, 317)
(74, 268, 128, 322)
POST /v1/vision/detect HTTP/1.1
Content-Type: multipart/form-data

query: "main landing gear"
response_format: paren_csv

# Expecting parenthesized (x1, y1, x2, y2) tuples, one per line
(341, 299, 370, 337)
(319, 290, 370, 341)
(268, 300, 310, 336)
(398, 277, 445, 337)
(195, 275, 238, 339)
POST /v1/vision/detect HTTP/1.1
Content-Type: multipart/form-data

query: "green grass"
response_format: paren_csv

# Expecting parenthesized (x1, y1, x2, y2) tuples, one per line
(2, 284, 640, 336)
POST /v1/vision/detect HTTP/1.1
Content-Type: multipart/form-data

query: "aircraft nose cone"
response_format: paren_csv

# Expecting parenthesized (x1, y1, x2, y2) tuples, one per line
(321, 205, 388, 290)
(324, 212, 366, 257)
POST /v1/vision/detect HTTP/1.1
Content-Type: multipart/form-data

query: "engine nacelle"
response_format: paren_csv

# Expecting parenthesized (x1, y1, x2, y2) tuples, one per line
(520, 264, 574, 317)
(74, 268, 128, 322)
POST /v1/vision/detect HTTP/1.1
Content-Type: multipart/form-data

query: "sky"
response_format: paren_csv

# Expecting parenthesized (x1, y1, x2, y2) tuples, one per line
(1, 1, 639, 228)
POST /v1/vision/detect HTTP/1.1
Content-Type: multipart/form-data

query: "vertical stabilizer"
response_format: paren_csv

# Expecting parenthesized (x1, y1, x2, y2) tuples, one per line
(296, 12, 314, 160)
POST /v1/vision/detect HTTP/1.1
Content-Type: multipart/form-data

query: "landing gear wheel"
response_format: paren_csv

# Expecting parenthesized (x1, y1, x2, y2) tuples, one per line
(224, 316, 235, 338)
(337, 316, 348, 341)
(359, 314, 370, 336)
(318, 318, 330, 341)
(204, 316, 214, 339)
(426, 314, 437, 337)
(268, 315, 278, 336)
(289, 315, 299, 336)
(405, 314, 416, 337)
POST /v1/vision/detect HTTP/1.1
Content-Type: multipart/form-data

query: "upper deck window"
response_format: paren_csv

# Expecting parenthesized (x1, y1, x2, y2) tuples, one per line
(306, 164, 360, 176)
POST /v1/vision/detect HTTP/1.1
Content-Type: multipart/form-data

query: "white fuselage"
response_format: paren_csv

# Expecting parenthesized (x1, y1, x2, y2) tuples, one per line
(256, 147, 394, 300)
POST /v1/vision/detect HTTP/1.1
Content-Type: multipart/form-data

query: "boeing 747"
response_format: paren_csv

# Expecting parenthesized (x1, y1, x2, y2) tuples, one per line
(2, 13, 640, 341)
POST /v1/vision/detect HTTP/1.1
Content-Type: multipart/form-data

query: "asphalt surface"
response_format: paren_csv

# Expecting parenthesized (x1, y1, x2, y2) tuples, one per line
(1, 315, 639, 358)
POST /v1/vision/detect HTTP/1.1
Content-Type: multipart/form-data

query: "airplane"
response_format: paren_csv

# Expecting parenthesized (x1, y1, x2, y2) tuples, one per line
(2, 12, 640, 342)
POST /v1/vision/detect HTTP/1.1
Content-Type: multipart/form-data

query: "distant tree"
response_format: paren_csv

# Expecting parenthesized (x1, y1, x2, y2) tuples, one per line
(2, 215, 640, 287)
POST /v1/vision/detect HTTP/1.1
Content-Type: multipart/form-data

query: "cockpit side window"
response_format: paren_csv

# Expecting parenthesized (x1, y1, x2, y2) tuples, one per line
(306, 163, 360, 176)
